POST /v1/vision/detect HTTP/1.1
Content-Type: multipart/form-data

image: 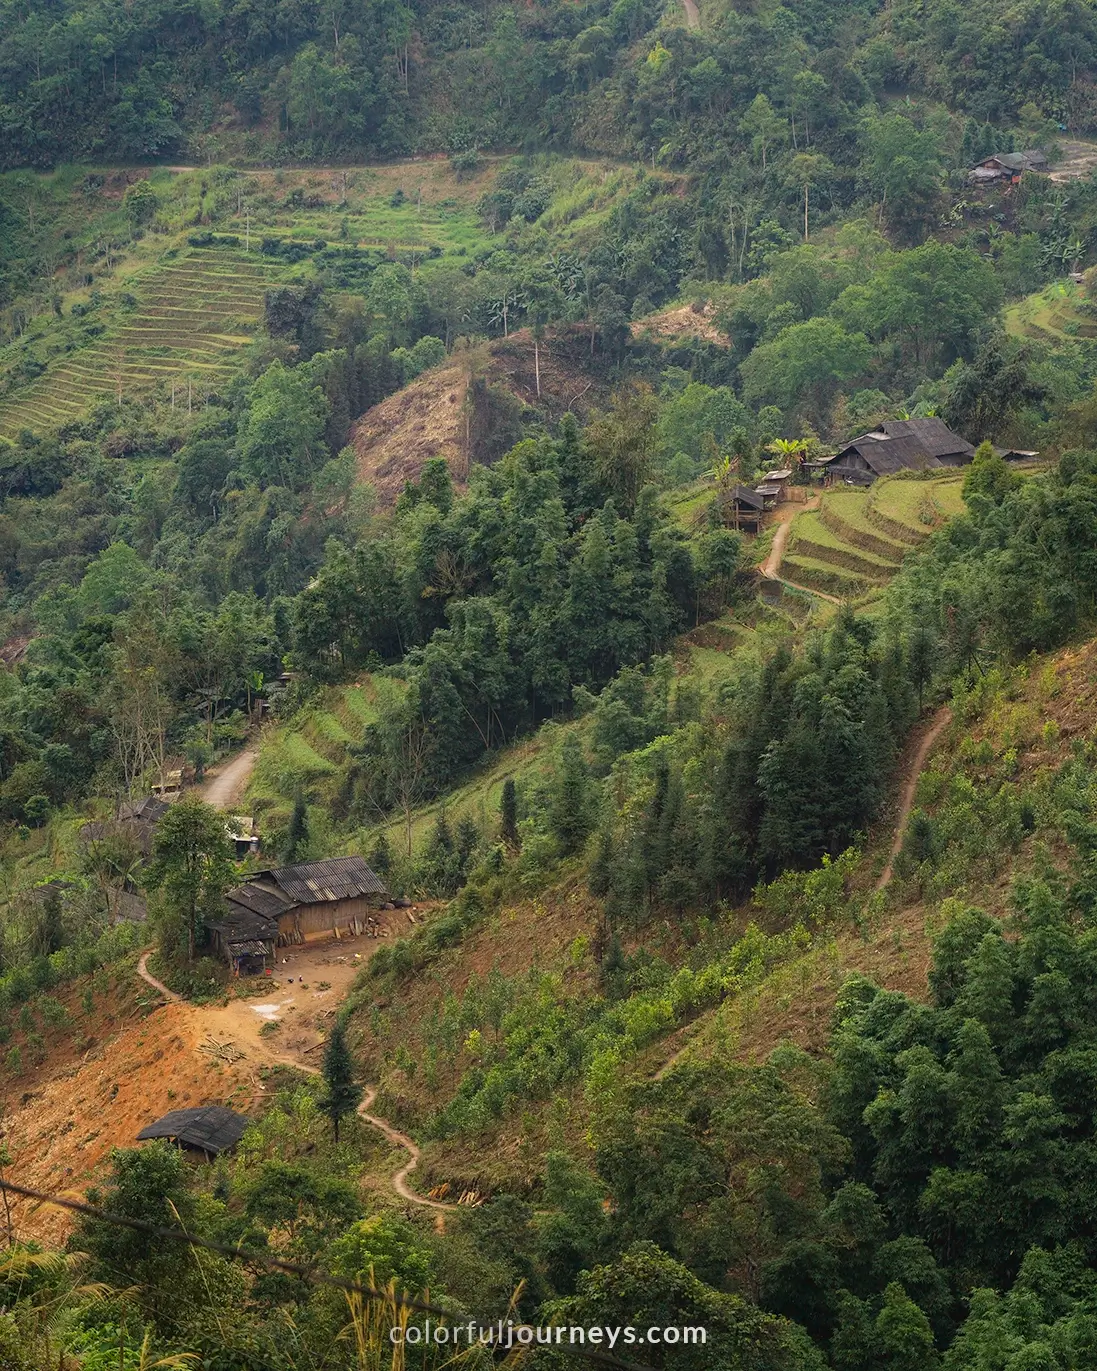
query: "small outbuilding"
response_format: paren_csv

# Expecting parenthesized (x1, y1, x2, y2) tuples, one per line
(137, 1106, 249, 1159)
(726, 484, 767, 529)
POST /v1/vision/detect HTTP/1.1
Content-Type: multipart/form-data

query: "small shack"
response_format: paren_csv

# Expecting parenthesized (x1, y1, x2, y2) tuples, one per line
(727, 485, 766, 530)
(227, 814, 260, 858)
(137, 1106, 249, 1160)
(759, 468, 793, 499)
(80, 795, 170, 858)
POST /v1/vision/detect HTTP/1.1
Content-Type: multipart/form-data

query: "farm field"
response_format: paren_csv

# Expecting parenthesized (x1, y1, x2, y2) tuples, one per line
(0, 247, 283, 439)
(781, 474, 966, 599)
(1004, 279, 1097, 342)
(0, 157, 653, 437)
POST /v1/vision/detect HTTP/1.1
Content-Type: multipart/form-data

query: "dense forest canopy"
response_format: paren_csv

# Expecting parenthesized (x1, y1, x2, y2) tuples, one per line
(8, 0, 1097, 1366)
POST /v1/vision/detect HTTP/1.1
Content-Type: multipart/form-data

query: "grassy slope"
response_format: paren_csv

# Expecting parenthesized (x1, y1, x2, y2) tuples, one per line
(360, 630, 1095, 1197)
(781, 473, 962, 600)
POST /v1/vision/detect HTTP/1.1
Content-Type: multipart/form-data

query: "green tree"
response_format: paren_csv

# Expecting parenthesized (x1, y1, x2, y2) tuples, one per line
(585, 384, 660, 514)
(962, 441, 1019, 505)
(860, 114, 944, 240)
(741, 93, 785, 171)
(80, 1144, 198, 1312)
(320, 1017, 363, 1143)
(238, 360, 330, 490)
(145, 797, 233, 963)
(500, 777, 519, 848)
(284, 788, 309, 864)
(740, 318, 870, 428)
(874, 1283, 938, 1370)
(549, 735, 592, 856)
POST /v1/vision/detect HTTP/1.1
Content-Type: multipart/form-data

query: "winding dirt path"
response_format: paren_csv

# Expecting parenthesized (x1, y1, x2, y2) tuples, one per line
(136, 948, 452, 1210)
(198, 746, 258, 812)
(137, 951, 181, 1003)
(758, 495, 842, 604)
(875, 704, 952, 891)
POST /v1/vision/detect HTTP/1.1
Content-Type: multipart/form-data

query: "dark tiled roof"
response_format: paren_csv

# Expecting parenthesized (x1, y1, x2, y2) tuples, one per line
(258, 856, 387, 904)
(119, 796, 171, 823)
(209, 903, 278, 944)
(137, 1106, 249, 1154)
(836, 434, 942, 475)
(225, 882, 294, 920)
(985, 150, 1048, 172)
(881, 418, 974, 459)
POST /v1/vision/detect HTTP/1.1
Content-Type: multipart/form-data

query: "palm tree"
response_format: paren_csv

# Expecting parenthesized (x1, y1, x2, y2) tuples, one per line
(766, 436, 807, 464)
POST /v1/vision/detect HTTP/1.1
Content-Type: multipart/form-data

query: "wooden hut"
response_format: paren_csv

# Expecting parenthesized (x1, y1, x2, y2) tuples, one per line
(210, 856, 390, 971)
(137, 1106, 249, 1160)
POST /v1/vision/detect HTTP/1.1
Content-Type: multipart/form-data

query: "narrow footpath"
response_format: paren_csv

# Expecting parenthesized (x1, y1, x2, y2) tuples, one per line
(135, 950, 453, 1211)
(759, 496, 842, 604)
(875, 704, 952, 891)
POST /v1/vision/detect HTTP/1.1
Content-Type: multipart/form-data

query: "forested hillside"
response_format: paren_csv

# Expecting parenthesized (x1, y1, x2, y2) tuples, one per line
(8, 0, 1097, 1366)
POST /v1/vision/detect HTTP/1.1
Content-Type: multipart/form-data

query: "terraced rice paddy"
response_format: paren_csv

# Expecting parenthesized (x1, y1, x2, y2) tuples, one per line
(0, 248, 283, 439)
(782, 474, 965, 599)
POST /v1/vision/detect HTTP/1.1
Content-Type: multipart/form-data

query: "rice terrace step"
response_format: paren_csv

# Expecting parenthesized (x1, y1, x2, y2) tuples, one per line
(0, 248, 284, 439)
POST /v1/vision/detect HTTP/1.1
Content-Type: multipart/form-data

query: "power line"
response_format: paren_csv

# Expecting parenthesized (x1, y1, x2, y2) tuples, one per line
(0, 1178, 655, 1371)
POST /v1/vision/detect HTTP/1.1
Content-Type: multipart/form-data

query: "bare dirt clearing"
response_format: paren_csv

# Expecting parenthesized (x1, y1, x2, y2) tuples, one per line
(2, 935, 412, 1244)
(1048, 139, 1097, 182)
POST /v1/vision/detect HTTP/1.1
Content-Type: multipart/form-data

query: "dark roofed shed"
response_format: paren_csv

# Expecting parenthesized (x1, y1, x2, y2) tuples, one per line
(137, 1106, 249, 1157)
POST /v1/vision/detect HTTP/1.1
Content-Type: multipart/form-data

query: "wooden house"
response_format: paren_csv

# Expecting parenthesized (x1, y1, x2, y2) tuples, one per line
(830, 419, 974, 485)
(726, 484, 767, 529)
(969, 150, 1049, 183)
(878, 418, 974, 466)
(209, 855, 389, 973)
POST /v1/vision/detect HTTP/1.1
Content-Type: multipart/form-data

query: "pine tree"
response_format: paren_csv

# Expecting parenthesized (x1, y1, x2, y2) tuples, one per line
(550, 735, 592, 856)
(500, 778, 519, 848)
(455, 814, 480, 875)
(284, 788, 309, 864)
(320, 1018, 363, 1144)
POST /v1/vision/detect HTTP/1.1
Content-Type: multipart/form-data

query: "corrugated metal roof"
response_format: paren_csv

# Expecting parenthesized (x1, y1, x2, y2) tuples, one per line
(227, 939, 271, 957)
(261, 856, 387, 904)
(137, 1106, 249, 1154)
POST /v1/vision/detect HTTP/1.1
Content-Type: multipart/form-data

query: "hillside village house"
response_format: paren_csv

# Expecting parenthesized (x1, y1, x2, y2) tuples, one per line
(969, 150, 1049, 183)
(209, 855, 389, 974)
(829, 418, 976, 485)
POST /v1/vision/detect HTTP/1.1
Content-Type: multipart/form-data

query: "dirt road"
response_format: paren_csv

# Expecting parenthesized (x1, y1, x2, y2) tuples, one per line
(199, 747, 258, 812)
(875, 704, 952, 891)
(681, 0, 700, 26)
